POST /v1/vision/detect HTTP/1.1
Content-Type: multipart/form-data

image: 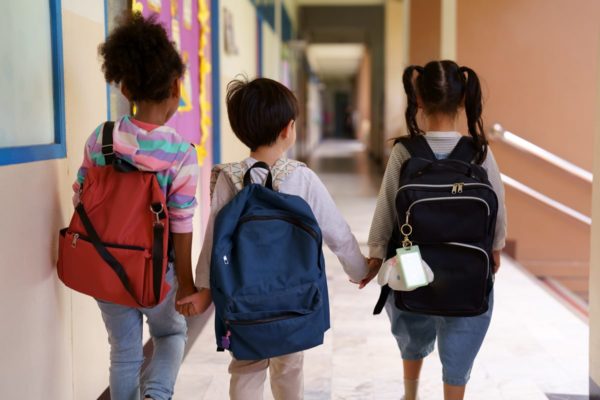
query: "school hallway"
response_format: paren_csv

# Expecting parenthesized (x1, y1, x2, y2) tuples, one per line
(173, 140, 589, 400)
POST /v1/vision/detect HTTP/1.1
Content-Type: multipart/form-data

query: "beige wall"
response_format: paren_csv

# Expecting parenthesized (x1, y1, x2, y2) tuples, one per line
(219, 0, 258, 163)
(262, 22, 281, 81)
(589, 27, 600, 396)
(355, 50, 372, 146)
(0, 2, 109, 398)
(384, 0, 408, 156)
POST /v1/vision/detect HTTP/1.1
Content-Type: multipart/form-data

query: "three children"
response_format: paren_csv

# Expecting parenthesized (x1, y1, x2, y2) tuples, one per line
(75, 13, 505, 400)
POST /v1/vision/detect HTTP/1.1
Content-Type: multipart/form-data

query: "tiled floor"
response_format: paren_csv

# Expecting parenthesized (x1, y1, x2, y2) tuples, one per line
(174, 140, 589, 399)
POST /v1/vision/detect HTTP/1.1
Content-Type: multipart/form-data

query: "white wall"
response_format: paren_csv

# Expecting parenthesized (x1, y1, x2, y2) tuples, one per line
(219, 0, 258, 163)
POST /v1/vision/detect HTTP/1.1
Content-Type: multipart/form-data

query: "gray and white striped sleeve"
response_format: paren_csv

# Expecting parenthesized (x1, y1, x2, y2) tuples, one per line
(482, 148, 507, 250)
(368, 143, 411, 259)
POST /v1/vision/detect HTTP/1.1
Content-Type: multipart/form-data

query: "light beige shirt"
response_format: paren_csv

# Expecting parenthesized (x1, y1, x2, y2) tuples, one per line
(195, 157, 369, 289)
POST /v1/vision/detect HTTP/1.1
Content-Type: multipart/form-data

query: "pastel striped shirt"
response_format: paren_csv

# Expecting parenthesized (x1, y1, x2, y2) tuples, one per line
(73, 115, 199, 233)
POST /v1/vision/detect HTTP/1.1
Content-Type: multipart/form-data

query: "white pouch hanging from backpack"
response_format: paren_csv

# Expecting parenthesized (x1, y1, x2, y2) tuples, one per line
(377, 246, 434, 291)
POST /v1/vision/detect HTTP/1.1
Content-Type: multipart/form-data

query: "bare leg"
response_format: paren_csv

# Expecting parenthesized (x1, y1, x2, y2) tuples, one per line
(443, 383, 466, 400)
(403, 359, 423, 400)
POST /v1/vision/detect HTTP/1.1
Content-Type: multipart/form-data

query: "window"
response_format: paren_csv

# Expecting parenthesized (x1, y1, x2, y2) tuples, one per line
(0, 0, 66, 166)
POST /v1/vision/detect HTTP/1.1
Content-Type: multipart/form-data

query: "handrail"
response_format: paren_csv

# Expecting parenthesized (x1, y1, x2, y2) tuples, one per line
(491, 124, 593, 183)
(501, 173, 591, 225)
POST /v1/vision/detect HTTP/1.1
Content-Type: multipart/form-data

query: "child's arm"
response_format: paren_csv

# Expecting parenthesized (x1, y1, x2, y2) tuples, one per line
(482, 149, 507, 273)
(367, 144, 409, 261)
(166, 146, 200, 314)
(173, 232, 202, 316)
(302, 169, 368, 284)
(177, 171, 235, 315)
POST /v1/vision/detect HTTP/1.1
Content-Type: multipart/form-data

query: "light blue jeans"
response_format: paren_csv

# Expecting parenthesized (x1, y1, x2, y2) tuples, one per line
(97, 266, 187, 400)
(385, 291, 494, 386)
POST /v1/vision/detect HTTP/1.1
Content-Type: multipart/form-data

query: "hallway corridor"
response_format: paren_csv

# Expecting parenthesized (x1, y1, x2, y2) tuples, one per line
(173, 140, 589, 400)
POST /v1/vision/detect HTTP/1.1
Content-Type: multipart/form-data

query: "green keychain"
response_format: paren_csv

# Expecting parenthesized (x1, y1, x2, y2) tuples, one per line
(396, 245, 429, 290)
(396, 220, 429, 290)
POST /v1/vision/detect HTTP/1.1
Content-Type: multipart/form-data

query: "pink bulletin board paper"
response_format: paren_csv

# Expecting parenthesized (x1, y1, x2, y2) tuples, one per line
(134, 0, 201, 145)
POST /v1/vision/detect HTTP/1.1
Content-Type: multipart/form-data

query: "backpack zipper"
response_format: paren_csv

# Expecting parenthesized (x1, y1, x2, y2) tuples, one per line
(226, 312, 300, 326)
(398, 182, 494, 194)
(406, 196, 491, 216)
(238, 215, 319, 241)
(444, 242, 490, 280)
(67, 231, 145, 251)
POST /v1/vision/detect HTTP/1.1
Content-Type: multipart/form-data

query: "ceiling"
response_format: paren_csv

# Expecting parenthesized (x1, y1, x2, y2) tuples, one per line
(306, 43, 365, 80)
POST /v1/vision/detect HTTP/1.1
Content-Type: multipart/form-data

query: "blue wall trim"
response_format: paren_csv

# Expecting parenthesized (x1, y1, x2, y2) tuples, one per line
(0, 0, 66, 166)
(211, 0, 221, 164)
(256, 1, 275, 31)
(282, 3, 292, 42)
(257, 13, 263, 77)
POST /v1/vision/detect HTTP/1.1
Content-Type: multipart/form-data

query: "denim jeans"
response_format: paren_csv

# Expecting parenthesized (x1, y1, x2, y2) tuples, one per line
(385, 291, 494, 386)
(97, 266, 187, 400)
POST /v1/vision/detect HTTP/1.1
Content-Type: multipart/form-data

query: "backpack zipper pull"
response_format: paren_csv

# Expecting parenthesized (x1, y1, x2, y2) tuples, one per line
(458, 183, 464, 193)
(71, 233, 79, 248)
(221, 329, 231, 349)
(223, 255, 229, 265)
(451, 183, 458, 194)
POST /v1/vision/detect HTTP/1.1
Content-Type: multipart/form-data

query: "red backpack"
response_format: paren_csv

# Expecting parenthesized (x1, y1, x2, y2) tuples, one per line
(57, 122, 170, 308)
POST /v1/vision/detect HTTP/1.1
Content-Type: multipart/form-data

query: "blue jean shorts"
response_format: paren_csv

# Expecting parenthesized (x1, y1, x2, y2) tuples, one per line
(384, 291, 494, 386)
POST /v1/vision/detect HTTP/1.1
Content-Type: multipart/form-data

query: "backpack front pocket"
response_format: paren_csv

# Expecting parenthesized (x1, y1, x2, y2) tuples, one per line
(395, 242, 490, 316)
(57, 229, 169, 307)
(403, 197, 490, 243)
(223, 282, 325, 360)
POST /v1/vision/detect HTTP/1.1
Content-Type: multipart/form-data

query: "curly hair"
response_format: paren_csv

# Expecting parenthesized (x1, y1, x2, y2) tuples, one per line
(99, 12, 184, 102)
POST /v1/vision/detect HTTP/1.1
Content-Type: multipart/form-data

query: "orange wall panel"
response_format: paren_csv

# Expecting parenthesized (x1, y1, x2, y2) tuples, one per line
(409, 0, 441, 65)
(457, 0, 600, 171)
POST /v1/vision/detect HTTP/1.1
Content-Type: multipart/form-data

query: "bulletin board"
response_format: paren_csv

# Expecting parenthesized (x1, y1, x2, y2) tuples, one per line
(131, 0, 212, 165)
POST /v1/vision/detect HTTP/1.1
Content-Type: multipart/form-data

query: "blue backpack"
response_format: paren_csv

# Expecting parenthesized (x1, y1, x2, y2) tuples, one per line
(210, 161, 330, 360)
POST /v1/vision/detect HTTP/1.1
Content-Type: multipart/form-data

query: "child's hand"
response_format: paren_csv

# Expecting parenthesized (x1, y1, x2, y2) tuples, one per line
(358, 258, 383, 289)
(492, 251, 501, 273)
(176, 285, 198, 317)
(176, 288, 212, 317)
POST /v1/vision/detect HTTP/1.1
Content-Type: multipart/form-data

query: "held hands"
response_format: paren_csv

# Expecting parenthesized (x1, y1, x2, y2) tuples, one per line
(176, 286, 212, 317)
(350, 257, 383, 289)
(175, 285, 200, 317)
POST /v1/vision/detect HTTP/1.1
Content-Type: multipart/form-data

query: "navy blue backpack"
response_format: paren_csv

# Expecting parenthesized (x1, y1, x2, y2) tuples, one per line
(210, 161, 330, 360)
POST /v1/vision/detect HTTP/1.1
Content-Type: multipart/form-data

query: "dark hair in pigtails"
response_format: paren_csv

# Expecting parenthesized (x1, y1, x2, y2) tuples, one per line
(400, 60, 488, 164)
(403, 65, 424, 137)
(459, 66, 488, 164)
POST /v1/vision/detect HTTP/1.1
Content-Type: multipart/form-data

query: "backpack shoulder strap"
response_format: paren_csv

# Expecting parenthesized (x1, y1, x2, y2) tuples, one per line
(395, 135, 436, 161)
(210, 162, 246, 199)
(271, 159, 306, 191)
(210, 158, 307, 200)
(448, 136, 478, 163)
(101, 121, 116, 165)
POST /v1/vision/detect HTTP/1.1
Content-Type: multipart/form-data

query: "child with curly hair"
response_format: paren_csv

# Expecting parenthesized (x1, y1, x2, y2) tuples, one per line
(73, 13, 205, 399)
